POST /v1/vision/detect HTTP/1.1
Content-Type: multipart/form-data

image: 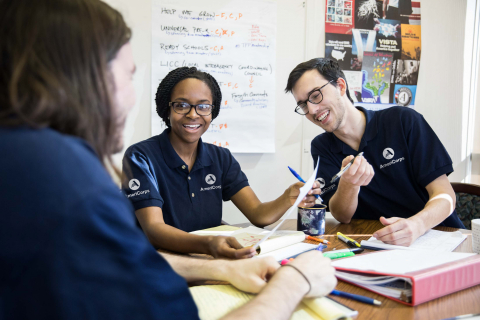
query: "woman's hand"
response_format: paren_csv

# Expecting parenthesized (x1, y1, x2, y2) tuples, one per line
(207, 236, 257, 259)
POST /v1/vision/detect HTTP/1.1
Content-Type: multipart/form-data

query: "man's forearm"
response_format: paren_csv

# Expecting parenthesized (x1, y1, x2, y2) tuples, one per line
(221, 267, 308, 320)
(159, 252, 229, 282)
(410, 196, 452, 233)
(329, 180, 359, 223)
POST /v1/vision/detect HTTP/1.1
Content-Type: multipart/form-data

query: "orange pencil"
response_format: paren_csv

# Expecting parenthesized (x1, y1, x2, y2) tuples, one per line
(305, 235, 330, 244)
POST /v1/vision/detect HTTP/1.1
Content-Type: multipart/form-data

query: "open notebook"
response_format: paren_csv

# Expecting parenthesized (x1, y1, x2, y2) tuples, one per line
(360, 229, 467, 252)
(191, 226, 318, 261)
(190, 285, 357, 320)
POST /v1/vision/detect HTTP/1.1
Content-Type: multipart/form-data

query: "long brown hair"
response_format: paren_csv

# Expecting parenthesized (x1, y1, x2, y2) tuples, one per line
(0, 0, 131, 168)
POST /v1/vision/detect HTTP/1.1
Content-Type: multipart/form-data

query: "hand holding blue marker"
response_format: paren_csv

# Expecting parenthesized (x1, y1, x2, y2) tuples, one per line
(288, 166, 323, 202)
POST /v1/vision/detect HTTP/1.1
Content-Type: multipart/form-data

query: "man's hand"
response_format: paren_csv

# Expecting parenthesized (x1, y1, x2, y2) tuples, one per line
(207, 236, 256, 259)
(288, 251, 337, 298)
(221, 257, 280, 293)
(373, 216, 425, 246)
(339, 154, 374, 187)
(285, 181, 322, 208)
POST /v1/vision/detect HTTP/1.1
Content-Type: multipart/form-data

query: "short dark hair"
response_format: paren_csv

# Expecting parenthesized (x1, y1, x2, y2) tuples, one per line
(285, 58, 354, 103)
(0, 0, 131, 167)
(155, 67, 222, 127)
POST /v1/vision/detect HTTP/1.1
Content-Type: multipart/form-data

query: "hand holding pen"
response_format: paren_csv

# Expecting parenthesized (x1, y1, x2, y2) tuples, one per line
(288, 166, 323, 205)
(331, 152, 374, 187)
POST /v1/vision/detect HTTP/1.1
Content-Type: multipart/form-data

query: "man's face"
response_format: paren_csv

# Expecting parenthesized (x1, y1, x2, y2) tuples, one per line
(292, 69, 346, 133)
(110, 42, 136, 153)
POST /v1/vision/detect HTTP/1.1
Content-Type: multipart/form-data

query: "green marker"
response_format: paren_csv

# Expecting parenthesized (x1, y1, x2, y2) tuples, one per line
(323, 251, 355, 259)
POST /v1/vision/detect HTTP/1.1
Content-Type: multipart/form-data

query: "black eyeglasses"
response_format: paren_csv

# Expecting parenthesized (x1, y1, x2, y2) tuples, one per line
(169, 102, 214, 116)
(294, 80, 334, 115)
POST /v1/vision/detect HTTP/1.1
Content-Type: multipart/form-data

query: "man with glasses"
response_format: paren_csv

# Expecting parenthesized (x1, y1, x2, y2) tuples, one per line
(285, 58, 465, 247)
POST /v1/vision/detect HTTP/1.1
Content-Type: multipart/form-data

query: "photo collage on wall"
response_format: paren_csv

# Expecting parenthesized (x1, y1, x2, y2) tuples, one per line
(325, 0, 421, 107)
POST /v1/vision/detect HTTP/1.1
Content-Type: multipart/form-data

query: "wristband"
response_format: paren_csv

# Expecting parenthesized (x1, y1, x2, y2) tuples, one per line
(282, 264, 311, 295)
(428, 193, 454, 214)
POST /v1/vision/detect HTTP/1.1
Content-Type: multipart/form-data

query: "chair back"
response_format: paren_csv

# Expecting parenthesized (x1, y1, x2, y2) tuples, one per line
(451, 183, 480, 229)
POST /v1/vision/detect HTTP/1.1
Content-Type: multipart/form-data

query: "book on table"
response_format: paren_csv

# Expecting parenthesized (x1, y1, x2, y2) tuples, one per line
(331, 250, 480, 306)
(190, 284, 357, 320)
(191, 225, 319, 261)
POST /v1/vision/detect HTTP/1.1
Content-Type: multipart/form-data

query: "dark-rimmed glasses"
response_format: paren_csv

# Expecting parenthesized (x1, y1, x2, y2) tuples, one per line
(294, 80, 334, 115)
(169, 102, 214, 116)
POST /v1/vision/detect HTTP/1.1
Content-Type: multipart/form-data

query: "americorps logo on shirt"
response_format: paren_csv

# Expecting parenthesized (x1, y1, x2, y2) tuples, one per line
(316, 177, 326, 188)
(205, 174, 216, 185)
(126, 178, 150, 198)
(129, 179, 140, 190)
(383, 148, 395, 160)
(380, 147, 405, 169)
(201, 174, 221, 192)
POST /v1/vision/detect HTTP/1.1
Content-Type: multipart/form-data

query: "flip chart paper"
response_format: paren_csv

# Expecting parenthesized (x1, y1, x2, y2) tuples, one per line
(151, 0, 277, 152)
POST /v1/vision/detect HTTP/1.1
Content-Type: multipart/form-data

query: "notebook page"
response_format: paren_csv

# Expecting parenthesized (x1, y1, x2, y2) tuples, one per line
(361, 229, 467, 252)
(257, 242, 318, 261)
(332, 250, 476, 274)
(189, 285, 355, 320)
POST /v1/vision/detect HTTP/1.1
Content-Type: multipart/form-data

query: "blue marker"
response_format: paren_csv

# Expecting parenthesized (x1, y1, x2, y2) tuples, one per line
(288, 166, 322, 202)
(330, 290, 381, 306)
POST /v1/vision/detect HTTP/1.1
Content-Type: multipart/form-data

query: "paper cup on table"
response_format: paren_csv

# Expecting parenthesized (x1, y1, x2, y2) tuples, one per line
(472, 219, 480, 254)
(297, 204, 326, 236)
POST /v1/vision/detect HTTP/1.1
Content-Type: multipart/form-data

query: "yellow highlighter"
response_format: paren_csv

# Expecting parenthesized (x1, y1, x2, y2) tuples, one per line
(337, 232, 361, 248)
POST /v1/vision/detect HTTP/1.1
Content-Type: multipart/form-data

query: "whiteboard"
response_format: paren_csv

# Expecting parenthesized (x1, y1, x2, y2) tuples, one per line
(151, 0, 277, 152)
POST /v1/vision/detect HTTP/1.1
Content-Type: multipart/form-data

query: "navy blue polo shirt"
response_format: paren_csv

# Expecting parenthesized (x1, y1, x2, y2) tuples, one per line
(122, 128, 249, 232)
(0, 126, 199, 319)
(311, 107, 465, 228)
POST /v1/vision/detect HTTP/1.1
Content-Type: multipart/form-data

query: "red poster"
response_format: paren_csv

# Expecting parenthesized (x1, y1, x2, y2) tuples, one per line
(326, 0, 355, 34)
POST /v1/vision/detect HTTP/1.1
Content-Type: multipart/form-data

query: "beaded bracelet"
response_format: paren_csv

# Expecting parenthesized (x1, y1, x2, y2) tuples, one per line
(282, 264, 311, 294)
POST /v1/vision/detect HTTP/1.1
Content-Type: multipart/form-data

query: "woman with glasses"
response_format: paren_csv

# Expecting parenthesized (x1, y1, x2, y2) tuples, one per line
(122, 67, 321, 259)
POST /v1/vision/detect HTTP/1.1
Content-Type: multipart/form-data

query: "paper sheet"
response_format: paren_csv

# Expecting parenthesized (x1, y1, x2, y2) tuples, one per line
(253, 158, 320, 250)
(151, 0, 277, 153)
(231, 226, 306, 255)
(361, 229, 467, 252)
(257, 242, 318, 261)
(189, 285, 356, 320)
(332, 250, 476, 274)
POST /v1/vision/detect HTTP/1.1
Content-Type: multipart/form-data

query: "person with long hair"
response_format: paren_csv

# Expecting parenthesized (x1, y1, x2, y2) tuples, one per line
(122, 67, 321, 259)
(0, 0, 335, 318)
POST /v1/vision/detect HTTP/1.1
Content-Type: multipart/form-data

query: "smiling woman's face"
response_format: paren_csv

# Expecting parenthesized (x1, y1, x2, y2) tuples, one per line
(168, 78, 213, 146)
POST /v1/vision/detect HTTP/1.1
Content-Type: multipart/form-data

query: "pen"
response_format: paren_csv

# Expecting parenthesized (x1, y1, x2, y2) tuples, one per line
(288, 166, 322, 201)
(305, 235, 330, 244)
(337, 232, 361, 248)
(330, 152, 364, 183)
(330, 290, 382, 306)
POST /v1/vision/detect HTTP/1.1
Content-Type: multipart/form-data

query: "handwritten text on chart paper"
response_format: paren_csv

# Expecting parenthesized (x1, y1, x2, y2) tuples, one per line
(151, 0, 277, 153)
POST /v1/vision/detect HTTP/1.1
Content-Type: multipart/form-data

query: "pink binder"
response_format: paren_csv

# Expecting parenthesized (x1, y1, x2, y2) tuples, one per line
(334, 253, 480, 306)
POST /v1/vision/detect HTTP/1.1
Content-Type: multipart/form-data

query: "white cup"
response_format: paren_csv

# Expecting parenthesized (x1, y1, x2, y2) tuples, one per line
(472, 219, 480, 254)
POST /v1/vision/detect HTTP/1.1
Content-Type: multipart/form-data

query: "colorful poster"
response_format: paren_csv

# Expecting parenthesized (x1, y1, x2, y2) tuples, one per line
(326, 0, 422, 108)
(326, 0, 355, 34)
(401, 24, 421, 60)
(361, 52, 394, 104)
(375, 19, 402, 59)
(394, 84, 417, 107)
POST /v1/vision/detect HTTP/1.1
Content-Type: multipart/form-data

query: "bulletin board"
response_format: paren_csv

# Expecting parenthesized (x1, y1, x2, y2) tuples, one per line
(324, 0, 422, 109)
(151, 0, 277, 153)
